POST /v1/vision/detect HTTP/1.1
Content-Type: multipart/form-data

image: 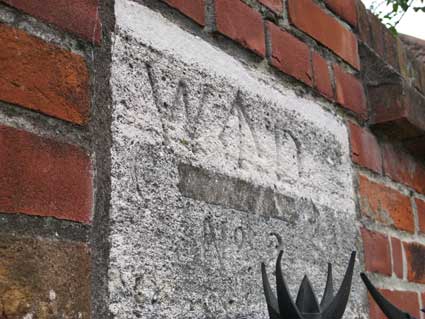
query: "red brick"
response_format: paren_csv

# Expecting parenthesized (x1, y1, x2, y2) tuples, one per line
(404, 242, 425, 284)
(267, 22, 312, 86)
(415, 198, 425, 234)
(357, 0, 372, 46)
(382, 143, 425, 194)
(312, 52, 333, 99)
(358, 175, 414, 233)
(0, 24, 90, 125)
(391, 237, 403, 278)
(215, 0, 265, 57)
(0, 125, 92, 223)
(288, 0, 360, 69)
(1, 0, 101, 43)
(165, 0, 205, 25)
(324, 0, 358, 27)
(0, 235, 91, 319)
(361, 228, 391, 276)
(258, 0, 283, 14)
(333, 65, 367, 118)
(369, 289, 420, 319)
(349, 123, 382, 173)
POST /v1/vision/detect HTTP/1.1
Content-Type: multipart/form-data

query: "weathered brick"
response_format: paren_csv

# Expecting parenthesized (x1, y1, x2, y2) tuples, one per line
(357, 0, 372, 46)
(358, 174, 414, 233)
(0, 234, 90, 319)
(404, 136, 425, 159)
(0, 125, 92, 223)
(288, 0, 360, 69)
(258, 0, 283, 14)
(1, 0, 101, 43)
(382, 143, 425, 194)
(267, 22, 312, 86)
(312, 52, 333, 99)
(215, 0, 265, 57)
(349, 123, 382, 173)
(415, 198, 425, 234)
(404, 242, 425, 284)
(0, 24, 90, 124)
(383, 27, 399, 71)
(368, 12, 385, 57)
(361, 228, 391, 276)
(333, 65, 367, 118)
(369, 289, 420, 319)
(369, 82, 425, 141)
(164, 0, 205, 25)
(391, 237, 403, 278)
(324, 0, 357, 27)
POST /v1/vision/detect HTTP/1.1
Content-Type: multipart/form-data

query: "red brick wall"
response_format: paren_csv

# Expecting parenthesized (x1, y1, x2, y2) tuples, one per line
(0, 0, 99, 317)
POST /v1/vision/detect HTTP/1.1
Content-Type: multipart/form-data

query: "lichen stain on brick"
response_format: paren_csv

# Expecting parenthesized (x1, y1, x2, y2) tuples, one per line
(406, 243, 425, 283)
(0, 235, 91, 319)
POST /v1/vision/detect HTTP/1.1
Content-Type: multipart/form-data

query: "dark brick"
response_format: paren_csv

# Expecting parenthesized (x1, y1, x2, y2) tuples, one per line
(404, 242, 425, 284)
(382, 143, 425, 195)
(0, 234, 90, 318)
(415, 198, 425, 234)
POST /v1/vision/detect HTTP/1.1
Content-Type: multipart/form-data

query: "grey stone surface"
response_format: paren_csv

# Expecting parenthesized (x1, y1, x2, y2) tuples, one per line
(110, 1, 366, 318)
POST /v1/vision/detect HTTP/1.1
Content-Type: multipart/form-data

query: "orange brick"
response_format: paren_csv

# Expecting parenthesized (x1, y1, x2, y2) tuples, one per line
(324, 0, 358, 27)
(349, 123, 382, 173)
(267, 22, 313, 86)
(288, 0, 359, 69)
(358, 175, 414, 233)
(312, 52, 333, 99)
(0, 24, 90, 124)
(215, 0, 266, 57)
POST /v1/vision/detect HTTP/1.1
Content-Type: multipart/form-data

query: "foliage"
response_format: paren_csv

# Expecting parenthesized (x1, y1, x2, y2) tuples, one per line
(369, 0, 425, 33)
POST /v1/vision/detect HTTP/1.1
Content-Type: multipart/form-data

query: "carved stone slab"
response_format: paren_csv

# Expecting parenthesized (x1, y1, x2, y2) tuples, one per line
(110, 1, 365, 318)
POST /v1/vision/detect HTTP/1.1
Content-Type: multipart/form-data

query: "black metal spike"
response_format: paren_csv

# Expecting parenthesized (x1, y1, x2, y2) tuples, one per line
(262, 262, 281, 319)
(361, 273, 415, 319)
(321, 251, 356, 319)
(296, 275, 320, 314)
(320, 263, 334, 309)
(276, 251, 303, 319)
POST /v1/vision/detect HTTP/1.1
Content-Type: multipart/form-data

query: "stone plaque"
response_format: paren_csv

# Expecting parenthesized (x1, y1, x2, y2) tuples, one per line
(110, 1, 364, 318)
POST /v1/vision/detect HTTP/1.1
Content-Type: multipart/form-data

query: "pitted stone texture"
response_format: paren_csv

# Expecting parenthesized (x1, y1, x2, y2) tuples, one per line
(111, 2, 364, 319)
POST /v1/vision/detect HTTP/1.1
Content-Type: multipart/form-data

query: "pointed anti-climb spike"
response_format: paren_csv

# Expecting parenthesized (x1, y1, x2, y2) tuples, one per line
(361, 273, 413, 319)
(296, 275, 320, 314)
(276, 251, 303, 319)
(320, 263, 334, 309)
(322, 251, 356, 319)
(262, 263, 281, 319)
